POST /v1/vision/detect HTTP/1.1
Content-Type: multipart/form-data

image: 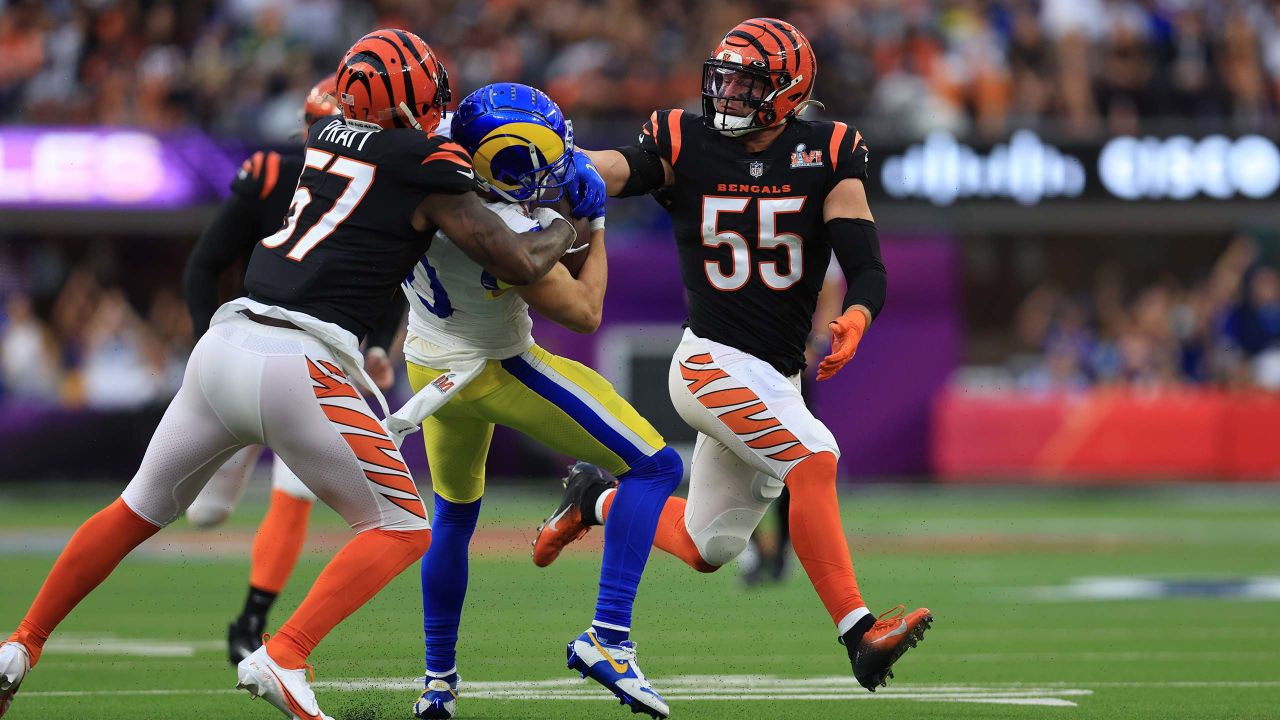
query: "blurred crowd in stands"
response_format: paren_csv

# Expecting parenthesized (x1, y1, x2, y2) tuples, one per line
(4, 0, 1280, 142)
(0, 242, 191, 410)
(1009, 236, 1280, 391)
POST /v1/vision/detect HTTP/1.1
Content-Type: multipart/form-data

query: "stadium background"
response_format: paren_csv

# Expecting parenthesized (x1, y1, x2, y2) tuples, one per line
(0, 1, 1278, 719)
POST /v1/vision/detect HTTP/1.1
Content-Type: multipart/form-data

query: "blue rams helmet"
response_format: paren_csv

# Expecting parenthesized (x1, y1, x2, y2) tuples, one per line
(451, 83, 575, 203)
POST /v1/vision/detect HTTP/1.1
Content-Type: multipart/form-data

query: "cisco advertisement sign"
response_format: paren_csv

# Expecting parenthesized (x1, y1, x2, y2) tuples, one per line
(881, 130, 1280, 206)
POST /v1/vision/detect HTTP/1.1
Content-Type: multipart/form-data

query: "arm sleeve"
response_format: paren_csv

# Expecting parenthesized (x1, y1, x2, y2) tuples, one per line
(825, 123, 871, 195)
(365, 291, 407, 352)
(827, 218, 887, 320)
(613, 109, 681, 197)
(183, 193, 262, 337)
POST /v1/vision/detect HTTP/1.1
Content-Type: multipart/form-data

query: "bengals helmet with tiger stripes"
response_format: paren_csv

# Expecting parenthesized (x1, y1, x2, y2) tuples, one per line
(336, 29, 452, 133)
(702, 18, 817, 137)
(303, 73, 340, 128)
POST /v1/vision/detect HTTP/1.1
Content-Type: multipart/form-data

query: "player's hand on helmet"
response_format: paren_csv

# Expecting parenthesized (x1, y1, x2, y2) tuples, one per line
(564, 150, 607, 227)
(817, 308, 869, 381)
(364, 346, 395, 390)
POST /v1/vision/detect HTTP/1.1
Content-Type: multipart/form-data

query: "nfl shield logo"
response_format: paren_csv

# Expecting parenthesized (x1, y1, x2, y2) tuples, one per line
(749, 161, 765, 178)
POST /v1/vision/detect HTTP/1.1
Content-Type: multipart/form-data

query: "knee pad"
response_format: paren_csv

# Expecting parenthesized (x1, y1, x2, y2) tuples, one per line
(751, 474, 785, 503)
(184, 502, 232, 529)
(690, 510, 756, 567)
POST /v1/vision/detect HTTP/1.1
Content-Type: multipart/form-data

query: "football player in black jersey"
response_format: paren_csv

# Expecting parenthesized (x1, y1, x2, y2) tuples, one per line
(181, 74, 362, 668)
(0, 29, 577, 720)
(532, 18, 933, 692)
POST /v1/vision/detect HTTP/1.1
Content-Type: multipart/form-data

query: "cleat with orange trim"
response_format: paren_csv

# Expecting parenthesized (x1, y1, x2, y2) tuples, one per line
(236, 645, 334, 720)
(0, 642, 30, 719)
(567, 629, 668, 718)
(842, 605, 933, 692)
(531, 463, 615, 567)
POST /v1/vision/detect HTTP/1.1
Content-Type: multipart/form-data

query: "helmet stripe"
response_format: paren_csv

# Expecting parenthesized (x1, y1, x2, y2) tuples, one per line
(346, 50, 398, 116)
(761, 19, 803, 70)
(726, 30, 770, 60)
(743, 20, 792, 72)
(391, 29, 428, 69)
(365, 35, 417, 122)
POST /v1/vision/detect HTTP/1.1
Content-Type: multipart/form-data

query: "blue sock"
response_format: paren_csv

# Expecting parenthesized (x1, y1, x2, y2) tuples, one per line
(592, 446, 682, 644)
(422, 493, 481, 676)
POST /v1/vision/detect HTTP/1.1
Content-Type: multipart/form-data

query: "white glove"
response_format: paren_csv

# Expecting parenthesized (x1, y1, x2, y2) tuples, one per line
(530, 206, 577, 249)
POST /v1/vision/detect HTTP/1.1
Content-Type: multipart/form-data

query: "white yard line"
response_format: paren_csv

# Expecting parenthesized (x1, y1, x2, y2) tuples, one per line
(43, 636, 225, 657)
(22, 676, 1280, 707)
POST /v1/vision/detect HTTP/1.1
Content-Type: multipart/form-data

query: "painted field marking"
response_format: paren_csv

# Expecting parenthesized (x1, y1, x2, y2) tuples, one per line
(43, 635, 224, 657)
(324, 676, 1093, 707)
(36, 636, 1277, 666)
(1032, 575, 1280, 601)
(22, 678, 1280, 705)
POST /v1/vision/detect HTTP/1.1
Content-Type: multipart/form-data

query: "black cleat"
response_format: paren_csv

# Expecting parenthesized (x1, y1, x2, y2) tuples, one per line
(226, 616, 265, 666)
(531, 463, 616, 567)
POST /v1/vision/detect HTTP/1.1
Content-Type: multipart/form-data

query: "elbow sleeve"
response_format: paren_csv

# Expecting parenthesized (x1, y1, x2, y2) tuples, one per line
(828, 218, 887, 319)
(616, 145, 667, 197)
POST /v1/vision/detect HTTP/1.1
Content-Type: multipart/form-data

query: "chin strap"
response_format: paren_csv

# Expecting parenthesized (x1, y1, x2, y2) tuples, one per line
(397, 102, 423, 131)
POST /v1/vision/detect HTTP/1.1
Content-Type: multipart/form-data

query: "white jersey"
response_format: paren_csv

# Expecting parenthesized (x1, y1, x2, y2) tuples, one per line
(402, 199, 539, 366)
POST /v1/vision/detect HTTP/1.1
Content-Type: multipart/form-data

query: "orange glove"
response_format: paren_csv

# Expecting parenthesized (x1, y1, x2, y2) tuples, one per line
(816, 308, 869, 381)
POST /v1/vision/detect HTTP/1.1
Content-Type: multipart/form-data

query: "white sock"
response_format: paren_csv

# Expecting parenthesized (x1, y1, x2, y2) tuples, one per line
(837, 606, 871, 637)
(593, 487, 615, 525)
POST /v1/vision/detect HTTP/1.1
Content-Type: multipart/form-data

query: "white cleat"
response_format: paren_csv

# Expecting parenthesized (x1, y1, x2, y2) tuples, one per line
(235, 645, 334, 720)
(413, 673, 460, 719)
(567, 630, 670, 718)
(0, 642, 30, 719)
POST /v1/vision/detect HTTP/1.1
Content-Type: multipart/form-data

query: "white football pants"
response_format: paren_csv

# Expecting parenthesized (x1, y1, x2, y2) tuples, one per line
(186, 449, 318, 529)
(667, 329, 839, 566)
(121, 315, 428, 533)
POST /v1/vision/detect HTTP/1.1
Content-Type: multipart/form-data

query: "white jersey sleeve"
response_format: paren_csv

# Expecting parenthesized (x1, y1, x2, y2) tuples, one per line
(401, 199, 539, 365)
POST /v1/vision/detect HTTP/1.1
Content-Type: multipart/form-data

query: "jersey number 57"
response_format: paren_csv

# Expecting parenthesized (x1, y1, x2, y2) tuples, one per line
(261, 148, 376, 262)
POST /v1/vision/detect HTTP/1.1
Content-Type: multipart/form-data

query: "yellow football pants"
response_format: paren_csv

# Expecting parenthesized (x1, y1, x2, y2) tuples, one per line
(407, 344, 665, 503)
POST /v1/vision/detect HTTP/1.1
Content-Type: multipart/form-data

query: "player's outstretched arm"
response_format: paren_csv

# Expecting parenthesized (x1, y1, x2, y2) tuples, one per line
(818, 178, 887, 381)
(582, 148, 672, 198)
(516, 227, 607, 333)
(416, 191, 577, 286)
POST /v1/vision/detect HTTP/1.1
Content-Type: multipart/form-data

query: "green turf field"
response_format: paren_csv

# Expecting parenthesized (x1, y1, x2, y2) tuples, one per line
(1, 481, 1278, 719)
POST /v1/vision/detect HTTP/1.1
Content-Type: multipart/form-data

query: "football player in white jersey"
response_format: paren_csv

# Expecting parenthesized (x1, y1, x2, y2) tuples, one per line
(399, 84, 681, 720)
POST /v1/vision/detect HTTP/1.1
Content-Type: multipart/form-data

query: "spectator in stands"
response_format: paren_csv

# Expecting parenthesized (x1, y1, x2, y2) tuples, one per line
(7, 0, 1280, 141)
(0, 293, 62, 404)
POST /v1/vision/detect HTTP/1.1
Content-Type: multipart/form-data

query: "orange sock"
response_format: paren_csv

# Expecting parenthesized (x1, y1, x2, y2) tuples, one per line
(265, 528, 430, 669)
(784, 452, 865, 626)
(7, 498, 160, 667)
(249, 490, 314, 594)
(601, 491, 716, 573)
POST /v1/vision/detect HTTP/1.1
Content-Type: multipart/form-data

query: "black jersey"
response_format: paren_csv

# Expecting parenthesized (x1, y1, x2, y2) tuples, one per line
(234, 150, 306, 239)
(184, 150, 305, 337)
(243, 116, 477, 341)
(641, 110, 869, 376)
